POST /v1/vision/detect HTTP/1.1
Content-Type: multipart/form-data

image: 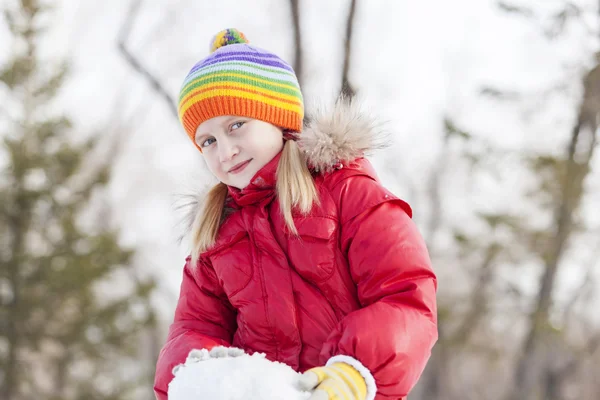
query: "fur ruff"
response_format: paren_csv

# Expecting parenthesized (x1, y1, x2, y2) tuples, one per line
(299, 97, 390, 172)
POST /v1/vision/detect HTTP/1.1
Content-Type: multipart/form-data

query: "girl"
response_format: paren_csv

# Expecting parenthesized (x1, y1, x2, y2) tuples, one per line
(154, 28, 437, 400)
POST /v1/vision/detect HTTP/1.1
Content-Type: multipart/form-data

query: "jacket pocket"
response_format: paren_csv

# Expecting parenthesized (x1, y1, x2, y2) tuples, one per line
(209, 233, 254, 302)
(287, 217, 338, 283)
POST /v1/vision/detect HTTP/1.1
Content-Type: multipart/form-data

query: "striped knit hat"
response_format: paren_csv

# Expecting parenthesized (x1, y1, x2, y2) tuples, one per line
(178, 28, 304, 149)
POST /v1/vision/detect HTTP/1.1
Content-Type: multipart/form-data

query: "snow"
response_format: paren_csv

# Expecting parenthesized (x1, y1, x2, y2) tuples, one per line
(168, 347, 311, 400)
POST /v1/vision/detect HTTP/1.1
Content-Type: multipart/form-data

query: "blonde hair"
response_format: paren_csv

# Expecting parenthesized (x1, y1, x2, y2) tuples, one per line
(190, 139, 319, 263)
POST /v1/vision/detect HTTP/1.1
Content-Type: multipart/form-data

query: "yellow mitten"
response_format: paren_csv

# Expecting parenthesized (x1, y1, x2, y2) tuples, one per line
(298, 362, 367, 400)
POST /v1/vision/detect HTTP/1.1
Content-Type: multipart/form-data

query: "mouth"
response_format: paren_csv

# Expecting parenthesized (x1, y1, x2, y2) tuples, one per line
(228, 159, 252, 174)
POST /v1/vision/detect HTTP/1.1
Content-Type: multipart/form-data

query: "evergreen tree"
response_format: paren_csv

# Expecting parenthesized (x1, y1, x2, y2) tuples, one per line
(0, 1, 157, 399)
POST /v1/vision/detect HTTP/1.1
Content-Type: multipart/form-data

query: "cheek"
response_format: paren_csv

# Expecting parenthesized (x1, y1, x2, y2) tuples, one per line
(203, 154, 222, 176)
(265, 132, 284, 153)
(273, 138, 284, 155)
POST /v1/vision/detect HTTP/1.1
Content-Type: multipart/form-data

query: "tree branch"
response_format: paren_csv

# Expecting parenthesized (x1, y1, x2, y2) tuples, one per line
(340, 0, 357, 98)
(117, 0, 177, 118)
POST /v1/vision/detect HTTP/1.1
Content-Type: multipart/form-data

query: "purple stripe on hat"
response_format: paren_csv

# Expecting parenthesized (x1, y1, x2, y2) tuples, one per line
(203, 48, 280, 66)
(193, 55, 293, 73)
(213, 49, 280, 59)
(192, 45, 292, 68)
(215, 43, 276, 55)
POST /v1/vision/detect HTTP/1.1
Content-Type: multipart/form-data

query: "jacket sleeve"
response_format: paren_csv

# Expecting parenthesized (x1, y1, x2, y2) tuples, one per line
(321, 173, 438, 400)
(154, 256, 237, 400)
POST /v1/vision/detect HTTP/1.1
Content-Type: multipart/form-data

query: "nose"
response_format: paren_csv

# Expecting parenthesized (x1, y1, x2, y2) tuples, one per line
(218, 137, 239, 163)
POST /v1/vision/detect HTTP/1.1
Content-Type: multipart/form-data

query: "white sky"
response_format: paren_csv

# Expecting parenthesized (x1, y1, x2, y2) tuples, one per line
(1, 0, 598, 324)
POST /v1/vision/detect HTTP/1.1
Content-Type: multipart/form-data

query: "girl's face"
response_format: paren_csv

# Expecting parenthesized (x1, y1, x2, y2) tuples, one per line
(195, 116, 284, 189)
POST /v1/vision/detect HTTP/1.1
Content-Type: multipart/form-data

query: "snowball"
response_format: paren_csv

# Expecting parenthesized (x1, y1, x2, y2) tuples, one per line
(168, 349, 311, 400)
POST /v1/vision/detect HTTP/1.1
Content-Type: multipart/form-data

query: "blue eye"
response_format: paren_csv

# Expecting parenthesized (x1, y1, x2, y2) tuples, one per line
(201, 137, 216, 148)
(231, 121, 245, 131)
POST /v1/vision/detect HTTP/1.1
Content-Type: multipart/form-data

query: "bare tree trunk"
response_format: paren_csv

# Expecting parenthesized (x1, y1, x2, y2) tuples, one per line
(289, 0, 303, 87)
(508, 61, 600, 400)
(543, 370, 562, 400)
(340, 0, 357, 98)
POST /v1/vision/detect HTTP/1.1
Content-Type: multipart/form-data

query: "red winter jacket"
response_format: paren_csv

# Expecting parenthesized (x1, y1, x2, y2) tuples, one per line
(154, 102, 437, 400)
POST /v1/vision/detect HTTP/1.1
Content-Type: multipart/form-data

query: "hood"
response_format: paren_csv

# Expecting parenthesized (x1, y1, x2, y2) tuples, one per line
(177, 97, 390, 241)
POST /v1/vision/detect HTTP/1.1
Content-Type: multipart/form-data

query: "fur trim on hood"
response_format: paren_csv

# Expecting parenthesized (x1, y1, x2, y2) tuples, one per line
(299, 97, 390, 172)
(176, 97, 390, 242)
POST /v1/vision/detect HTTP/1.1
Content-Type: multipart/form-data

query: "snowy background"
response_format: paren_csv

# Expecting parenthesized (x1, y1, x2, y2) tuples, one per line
(23, 0, 595, 317)
(2, 0, 599, 399)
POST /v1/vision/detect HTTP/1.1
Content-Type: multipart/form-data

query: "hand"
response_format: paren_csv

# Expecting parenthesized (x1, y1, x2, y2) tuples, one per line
(172, 346, 245, 375)
(297, 362, 367, 400)
(207, 346, 245, 359)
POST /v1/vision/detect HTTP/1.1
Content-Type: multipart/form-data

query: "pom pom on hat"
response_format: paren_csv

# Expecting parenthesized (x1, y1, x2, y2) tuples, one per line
(210, 28, 250, 53)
